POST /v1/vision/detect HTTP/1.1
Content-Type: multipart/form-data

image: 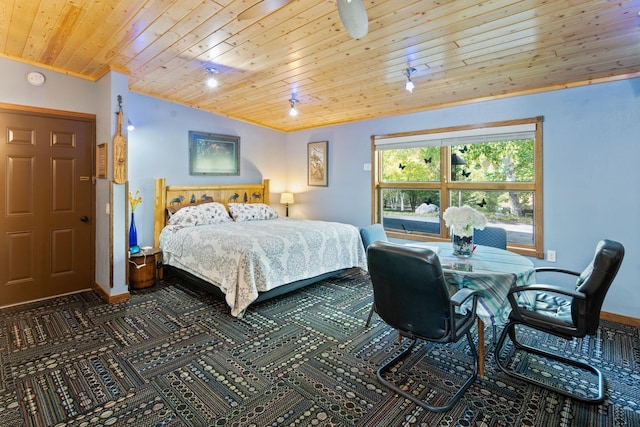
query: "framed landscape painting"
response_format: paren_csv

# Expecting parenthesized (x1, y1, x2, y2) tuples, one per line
(308, 141, 328, 186)
(189, 131, 240, 175)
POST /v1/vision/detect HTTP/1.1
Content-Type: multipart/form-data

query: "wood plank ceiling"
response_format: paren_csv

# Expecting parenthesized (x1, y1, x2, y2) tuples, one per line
(1, 0, 639, 132)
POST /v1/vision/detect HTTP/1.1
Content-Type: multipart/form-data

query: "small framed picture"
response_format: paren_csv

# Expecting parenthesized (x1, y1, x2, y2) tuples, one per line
(96, 142, 107, 179)
(307, 141, 328, 187)
(189, 131, 240, 175)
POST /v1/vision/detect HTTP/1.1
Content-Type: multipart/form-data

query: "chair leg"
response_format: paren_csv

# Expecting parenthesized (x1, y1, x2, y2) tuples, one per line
(365, 302, 376, 327)
(376, 332, 478, 413)
(494, 321, 605, 404)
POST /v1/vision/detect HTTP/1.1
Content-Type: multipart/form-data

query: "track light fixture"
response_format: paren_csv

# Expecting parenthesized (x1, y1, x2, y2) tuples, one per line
(289, 98, 299, 117)
(206, 67, 218, 88)
(127, 119, 135, 132)
(404, 67, 416, 92)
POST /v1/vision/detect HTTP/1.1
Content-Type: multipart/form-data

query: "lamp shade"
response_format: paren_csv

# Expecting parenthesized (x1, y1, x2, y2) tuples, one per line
(280, 192, 295, 204)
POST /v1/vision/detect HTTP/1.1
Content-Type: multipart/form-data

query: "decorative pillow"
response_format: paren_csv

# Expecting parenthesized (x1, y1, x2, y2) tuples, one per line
(167, 202, 231, 226)
(196, 202, 232, 224)
(228, 203, 278, 222)
(166, 202, 201, 219)
(167, 205, 201, 226)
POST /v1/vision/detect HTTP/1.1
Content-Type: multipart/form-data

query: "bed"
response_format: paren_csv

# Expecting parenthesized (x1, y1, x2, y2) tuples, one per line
(153, 178, 367, 316)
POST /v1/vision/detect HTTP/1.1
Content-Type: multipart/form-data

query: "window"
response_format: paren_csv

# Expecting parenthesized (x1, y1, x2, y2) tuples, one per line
(372, 117, 543, 258)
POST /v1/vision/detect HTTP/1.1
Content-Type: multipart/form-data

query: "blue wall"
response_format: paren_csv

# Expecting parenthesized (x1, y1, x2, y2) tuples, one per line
(284, 78, 640, 319)
(6, 55, 635, 317)
(127, 93, 287, 247)
(129, 79, 639, 319)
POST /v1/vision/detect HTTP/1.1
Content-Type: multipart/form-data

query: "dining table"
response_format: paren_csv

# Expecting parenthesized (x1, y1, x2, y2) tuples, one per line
(407, 241, 536, 378)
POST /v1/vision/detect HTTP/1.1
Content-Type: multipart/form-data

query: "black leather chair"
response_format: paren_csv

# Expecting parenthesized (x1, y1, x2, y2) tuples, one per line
(367, 241, 480, 412)
(360, 224, 389, 327)
(494, 239, 624, 404)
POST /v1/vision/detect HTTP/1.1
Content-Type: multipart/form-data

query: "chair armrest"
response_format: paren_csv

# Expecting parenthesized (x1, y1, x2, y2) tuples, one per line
(450, 287, 480, 307)
(449, 288, 480, 336)
(534, 267, 580, 276)
(508, 283, 584, 299)
(506, 283, 585, 311)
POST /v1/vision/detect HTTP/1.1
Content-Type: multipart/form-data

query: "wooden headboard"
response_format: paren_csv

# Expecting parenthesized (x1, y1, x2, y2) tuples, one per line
(153, 178, 271, 247)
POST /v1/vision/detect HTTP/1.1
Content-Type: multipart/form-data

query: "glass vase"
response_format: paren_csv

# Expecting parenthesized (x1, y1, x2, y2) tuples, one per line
(451, 227, 473, 258)
(129, 212, 138, 248)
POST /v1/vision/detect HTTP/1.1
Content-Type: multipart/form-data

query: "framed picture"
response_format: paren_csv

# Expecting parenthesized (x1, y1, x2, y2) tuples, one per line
(308, 141, 328, 186)
(189, 131, 240, 175)
(96, 142, 107, 179)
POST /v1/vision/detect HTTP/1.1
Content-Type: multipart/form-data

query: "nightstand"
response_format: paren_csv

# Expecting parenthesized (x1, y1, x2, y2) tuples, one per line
(128, 247, 162, 289)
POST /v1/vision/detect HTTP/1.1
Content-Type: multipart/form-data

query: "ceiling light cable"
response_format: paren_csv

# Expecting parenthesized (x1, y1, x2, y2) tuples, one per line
(404, 67, 416, 93)
(206, 67, 218, 88)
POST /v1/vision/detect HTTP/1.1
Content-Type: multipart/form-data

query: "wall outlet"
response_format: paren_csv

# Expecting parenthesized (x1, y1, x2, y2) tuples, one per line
(363, 163, 371, 171)
(105, 202, 110, 215)
(547, 250, 556, 262)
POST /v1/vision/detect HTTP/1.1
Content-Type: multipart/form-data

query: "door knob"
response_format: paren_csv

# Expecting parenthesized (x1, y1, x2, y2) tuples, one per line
(80, 216, 89, 222)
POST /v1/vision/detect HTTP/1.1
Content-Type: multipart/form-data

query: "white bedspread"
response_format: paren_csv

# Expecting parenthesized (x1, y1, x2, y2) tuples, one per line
(159, 218, 367, 316)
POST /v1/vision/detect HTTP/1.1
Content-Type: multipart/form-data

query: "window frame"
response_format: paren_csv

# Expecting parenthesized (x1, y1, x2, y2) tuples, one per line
(371, 117, 544, 258)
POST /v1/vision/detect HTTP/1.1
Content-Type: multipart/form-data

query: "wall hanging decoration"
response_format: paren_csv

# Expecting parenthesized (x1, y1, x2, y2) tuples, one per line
(113, 95, 127, 184)
(189, 131, 240, 175)
(308, 141, 328, 187)
(96, 142, 107, 179)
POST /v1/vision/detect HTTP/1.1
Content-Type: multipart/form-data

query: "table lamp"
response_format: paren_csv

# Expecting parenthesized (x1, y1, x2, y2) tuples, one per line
(280, 192, 294, 217)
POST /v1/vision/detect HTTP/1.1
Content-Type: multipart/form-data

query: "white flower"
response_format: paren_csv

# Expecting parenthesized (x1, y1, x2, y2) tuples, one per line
(442, 206, 487, 237)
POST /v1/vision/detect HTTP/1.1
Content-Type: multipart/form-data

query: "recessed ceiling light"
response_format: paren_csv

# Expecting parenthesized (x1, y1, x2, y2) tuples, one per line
(206, 67, 218, 88)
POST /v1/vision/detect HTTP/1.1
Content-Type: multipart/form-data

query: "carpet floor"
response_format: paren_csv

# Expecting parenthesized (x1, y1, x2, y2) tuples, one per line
(0, 269, 638, 426)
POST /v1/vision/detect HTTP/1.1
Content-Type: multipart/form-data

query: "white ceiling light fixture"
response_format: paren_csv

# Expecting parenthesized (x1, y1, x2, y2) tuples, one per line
(127, 119, 135, 132)
(289, 98, 299, 117)
(336, 0, 368, 39)
(206, 67, 218, 88)
(404, 67, 416, 93)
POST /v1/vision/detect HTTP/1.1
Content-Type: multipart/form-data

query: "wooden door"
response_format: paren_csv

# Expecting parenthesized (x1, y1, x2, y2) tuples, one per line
(0, 108, 94, 306)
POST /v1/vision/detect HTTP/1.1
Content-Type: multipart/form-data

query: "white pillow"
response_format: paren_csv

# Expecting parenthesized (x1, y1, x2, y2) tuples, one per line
(228, 203, 278, 222)
(167, 205, 200, 226)
(167, 202, 231, 226)
(196, 202, 232, 225)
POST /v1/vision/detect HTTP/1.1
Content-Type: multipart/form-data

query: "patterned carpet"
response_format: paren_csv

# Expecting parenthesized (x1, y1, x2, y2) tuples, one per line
(0, 269, 639, 426)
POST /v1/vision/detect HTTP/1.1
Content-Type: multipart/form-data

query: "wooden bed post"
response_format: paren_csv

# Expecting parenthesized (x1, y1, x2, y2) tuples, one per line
(262, 179, 270, 205)
(153, 178, 166, 248)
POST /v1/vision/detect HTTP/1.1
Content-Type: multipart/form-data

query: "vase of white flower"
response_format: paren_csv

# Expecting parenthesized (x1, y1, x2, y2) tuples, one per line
(443, 205, 487, 258)
(451, 226, 474, 257)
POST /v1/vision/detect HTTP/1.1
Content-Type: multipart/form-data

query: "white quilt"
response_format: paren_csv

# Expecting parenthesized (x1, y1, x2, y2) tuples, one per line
(159, 218, 367, 316)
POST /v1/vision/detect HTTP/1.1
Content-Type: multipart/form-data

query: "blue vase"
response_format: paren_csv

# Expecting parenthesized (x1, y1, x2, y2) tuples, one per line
(129, 212, 138, 248)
